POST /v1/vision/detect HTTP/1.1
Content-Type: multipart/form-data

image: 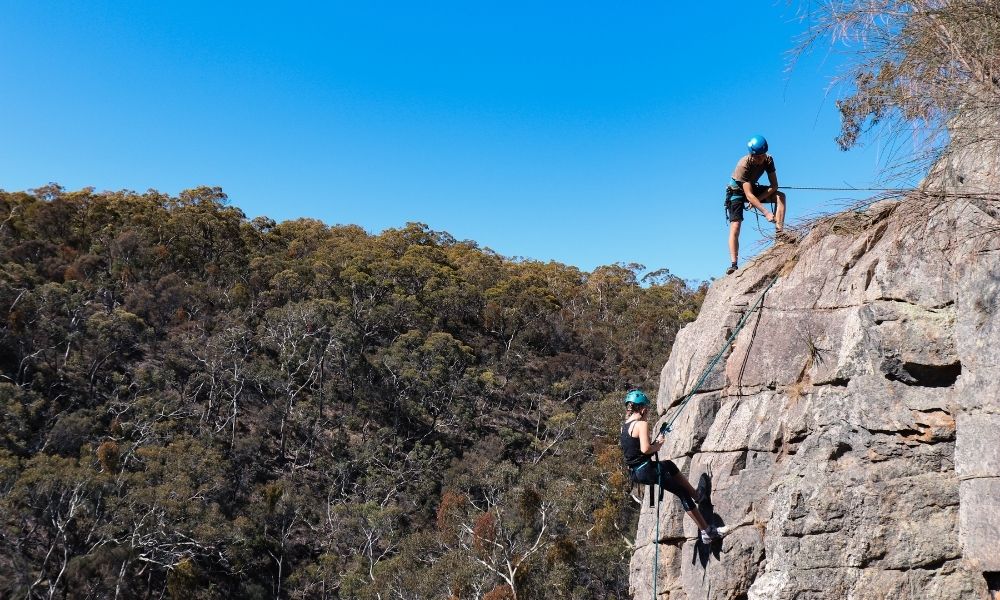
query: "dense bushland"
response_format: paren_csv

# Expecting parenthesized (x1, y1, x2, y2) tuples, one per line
(0, 185, 705, 599)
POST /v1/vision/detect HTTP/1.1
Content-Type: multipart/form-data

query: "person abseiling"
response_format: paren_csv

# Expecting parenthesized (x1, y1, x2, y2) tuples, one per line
(725, 135, 789, 275)
(620, 389, 725, 544)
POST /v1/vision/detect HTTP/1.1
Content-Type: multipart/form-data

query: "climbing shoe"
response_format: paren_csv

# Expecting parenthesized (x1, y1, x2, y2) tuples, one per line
(699, 526, 727, 544)
(774, 230, 796, 244)
(725, 262, 738, 275)
(699, 529, 713, 545)
(629, 483, 643, 505)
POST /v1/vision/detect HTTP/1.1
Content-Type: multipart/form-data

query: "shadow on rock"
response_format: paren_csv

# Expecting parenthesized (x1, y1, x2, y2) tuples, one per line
(691, 473, 725, 570)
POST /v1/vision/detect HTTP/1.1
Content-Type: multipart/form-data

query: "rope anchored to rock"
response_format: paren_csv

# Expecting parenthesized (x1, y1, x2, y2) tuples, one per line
(649, 274, 778, 600)
(659, 274, 779, 437)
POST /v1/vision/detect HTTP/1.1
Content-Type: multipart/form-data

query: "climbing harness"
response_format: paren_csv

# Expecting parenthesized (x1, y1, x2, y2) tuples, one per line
(647, 274, 779, 600)
(723, 182, 747, 223)
(723, 182, 776, 225)
(628, 461, 663, 509)
(723, 183, 739, 223)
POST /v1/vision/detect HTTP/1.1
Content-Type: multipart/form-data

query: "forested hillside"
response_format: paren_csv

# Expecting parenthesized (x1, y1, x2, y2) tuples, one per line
(0, 185, 705, 599)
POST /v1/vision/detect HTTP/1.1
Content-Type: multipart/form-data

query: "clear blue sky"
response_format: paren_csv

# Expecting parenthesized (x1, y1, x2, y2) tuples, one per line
(0, 1, 906, 281)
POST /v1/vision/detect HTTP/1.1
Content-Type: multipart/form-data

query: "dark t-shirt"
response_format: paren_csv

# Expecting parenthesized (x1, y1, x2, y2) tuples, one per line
(731, 154, 776, 184)
(620, 421, 648, 467)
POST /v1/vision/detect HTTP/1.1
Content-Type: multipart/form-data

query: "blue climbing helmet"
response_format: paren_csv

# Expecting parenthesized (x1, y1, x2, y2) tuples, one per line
(747, 135, 769, 155)
(623, 389, 649, 406)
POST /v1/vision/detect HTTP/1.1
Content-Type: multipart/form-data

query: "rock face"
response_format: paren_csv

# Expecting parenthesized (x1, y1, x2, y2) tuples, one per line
(629, 151, 1000, 598)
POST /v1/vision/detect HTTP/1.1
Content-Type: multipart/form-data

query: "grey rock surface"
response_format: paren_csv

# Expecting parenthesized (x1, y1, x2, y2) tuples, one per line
(631, 163, 1000, 598)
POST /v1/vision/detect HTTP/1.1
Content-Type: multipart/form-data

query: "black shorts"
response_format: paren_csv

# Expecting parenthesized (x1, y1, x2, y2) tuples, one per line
(631, 460, 696, 511)
(727, 183, 774, 223)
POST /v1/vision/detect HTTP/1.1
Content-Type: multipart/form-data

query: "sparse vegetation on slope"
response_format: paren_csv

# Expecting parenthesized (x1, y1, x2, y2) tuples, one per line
(0, 185, 705, 599)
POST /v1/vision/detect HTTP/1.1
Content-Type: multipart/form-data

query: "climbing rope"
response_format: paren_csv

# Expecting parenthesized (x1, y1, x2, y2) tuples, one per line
(780, 185, 1000, 198)
(751, 203, 771, 238)
(780, 185, 905, 192)
(647, 275, 778, 599)
(661, 274, 779, 436)
(652, 461, 662, 600)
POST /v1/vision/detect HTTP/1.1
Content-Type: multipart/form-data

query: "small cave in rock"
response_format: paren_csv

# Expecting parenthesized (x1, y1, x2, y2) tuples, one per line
(902, 361, 962, 387)
(830, 441, 852, 460)
(884, 360, 962, 388)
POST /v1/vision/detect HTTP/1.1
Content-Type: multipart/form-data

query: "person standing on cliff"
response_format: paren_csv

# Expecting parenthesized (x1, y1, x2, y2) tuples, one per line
(725, 135, 789, 275)
(620, 389, 725, 544)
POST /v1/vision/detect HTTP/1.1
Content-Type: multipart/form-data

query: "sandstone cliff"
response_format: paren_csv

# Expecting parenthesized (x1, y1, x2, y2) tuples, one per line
(629, 150, 1000, 599)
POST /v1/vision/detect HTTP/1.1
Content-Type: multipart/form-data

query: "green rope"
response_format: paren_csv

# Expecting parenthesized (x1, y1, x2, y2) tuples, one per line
(652, 461, 661, 600)
(647, 275, 778, 599)
(660, 275, 778, 436)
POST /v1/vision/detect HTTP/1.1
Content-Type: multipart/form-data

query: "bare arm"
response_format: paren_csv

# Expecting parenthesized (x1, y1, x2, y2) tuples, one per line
(766, 170, 779, 196)
(633, 420, 663, 454)
(742, 181, 775, 221)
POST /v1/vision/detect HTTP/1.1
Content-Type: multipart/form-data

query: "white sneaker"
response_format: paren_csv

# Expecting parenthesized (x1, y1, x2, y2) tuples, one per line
(709, 525, 728, 540)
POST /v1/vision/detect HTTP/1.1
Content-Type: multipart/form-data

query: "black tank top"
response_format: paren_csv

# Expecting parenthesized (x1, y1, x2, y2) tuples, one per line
(620, 421, 649, 467)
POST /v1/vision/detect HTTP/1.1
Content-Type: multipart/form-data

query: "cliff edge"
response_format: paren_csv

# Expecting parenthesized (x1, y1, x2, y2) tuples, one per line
(630, 149, 1000, 599)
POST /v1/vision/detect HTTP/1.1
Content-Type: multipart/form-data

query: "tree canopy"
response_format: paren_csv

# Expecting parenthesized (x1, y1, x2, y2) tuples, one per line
(0, 186, 705, 599)
(802, 0, 1000, 158)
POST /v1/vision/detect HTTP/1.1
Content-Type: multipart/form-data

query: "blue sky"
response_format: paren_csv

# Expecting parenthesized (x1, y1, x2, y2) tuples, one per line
(0, 1, 906, 281)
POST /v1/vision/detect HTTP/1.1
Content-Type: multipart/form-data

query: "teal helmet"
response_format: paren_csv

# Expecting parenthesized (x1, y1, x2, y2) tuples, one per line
(624, 389, 649, 406)
(747, 135, 769, 155)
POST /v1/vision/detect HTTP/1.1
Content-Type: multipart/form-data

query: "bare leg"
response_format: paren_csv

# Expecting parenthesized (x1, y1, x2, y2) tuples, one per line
(687, 509, 709, 530)
(671, 473, 709, 530)
(775, 191, 786, 230)
(728, 221, 741, 264)
(745, 195, 774, 221)
(673, 472, 698, 498)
